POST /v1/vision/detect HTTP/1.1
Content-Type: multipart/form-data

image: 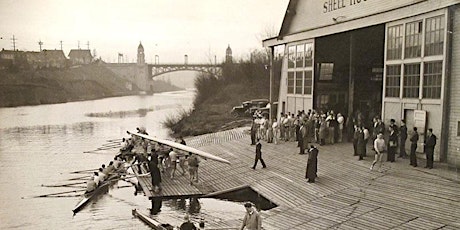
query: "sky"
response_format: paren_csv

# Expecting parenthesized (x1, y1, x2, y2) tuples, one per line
(0, 0, 289, 64)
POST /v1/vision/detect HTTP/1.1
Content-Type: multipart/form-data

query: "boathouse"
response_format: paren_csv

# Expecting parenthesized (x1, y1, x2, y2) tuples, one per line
(263, 0, 460, 168)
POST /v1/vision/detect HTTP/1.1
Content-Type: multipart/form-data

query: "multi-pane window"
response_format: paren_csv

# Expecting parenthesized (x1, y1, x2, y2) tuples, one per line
(295, 71, 303, 94)
(296, 44, 304, 68)
(385, 65, 401, 97)
(287, 72, 295, 94)
(423, 61, 442, 99)
(403, 64, 420, 98)
(305, 43, 313, 67)
(303, 71, 312, 95)
(288, 46, 295, 69)
(405, 21, 423, 58)
(387, 25, 403, 60)
(287, 42, 313, 95)
(425, 15, 445, 56)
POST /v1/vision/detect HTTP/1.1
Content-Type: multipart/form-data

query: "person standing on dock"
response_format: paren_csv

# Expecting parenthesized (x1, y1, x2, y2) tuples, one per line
(169, 148, 179, 178)
(423, 128, 437, 169)
(305, 145, 318, 183)
(370, 133, 386, 171)
(188, 152, 200, 184)
(252, 139, 266, 170)
(148, 153, 162, 193)
(409, 127, 419, 167)
(399, 119, 408, 158)
(240, 202, 262, 230)
(387, 126, 398, 162)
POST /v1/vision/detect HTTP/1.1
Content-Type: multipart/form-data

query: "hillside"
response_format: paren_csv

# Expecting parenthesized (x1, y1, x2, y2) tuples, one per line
(0, 64, 181, 107)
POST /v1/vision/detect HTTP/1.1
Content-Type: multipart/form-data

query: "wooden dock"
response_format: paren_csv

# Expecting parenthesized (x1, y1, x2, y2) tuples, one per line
(135, 127, 460, 229)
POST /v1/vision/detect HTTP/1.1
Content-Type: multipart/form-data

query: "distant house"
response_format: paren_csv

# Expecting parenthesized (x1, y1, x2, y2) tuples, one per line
(25, 51, 42, 69)
(42, 49, 67, 68)
(0, 49, 27, 69)
(68, 49, 93, 65)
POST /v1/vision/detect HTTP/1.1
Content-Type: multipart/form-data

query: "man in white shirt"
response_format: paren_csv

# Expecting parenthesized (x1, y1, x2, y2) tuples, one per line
(371, 133, 386, 171)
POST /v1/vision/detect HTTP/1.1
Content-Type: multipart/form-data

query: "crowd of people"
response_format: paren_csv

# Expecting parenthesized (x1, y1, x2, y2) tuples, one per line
(250, 108, 438, 174)
(118, 128, 202, 194)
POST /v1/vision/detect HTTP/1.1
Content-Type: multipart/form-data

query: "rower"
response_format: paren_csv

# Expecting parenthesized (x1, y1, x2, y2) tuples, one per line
(93, 172, 101, 186)
(113, 156, 123, 169)
(98, 168, 107, 181)
(86, 176, 97, 193)
(105, 161, 115, 174)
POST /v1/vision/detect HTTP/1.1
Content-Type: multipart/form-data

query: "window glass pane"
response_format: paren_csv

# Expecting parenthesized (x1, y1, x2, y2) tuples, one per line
(288, 46, 295, 69)
(319, 63, 333, 80)
(296, 44, 304, 68)
(295, 71, 303, 94)
(423, 61, 442, 99)
(303, 71, 312, 95)
(287, 72, 294, 94)
(385, 65, 401, 97)
(305, 43, 313, 67)
(403, 64, 420, 98)
(425, 15, 444, 56)
(387, 25, 403, 60)
(405, 21, 422, 58)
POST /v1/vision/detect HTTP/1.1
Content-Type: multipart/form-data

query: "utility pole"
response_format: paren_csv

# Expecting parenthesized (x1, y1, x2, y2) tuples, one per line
(78, 40, 80, 49)
(38, 40, 43, 51)
(11, 35, 17, 50)
(60, 40, 63, 50)
(86, 41, 90, 50)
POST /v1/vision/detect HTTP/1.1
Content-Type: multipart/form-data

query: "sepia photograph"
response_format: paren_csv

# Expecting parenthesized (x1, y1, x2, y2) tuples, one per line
(1, 0, 459, 229)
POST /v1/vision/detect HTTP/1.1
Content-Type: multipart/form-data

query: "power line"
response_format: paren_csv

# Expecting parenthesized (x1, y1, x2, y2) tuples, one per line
(11, 35, 17, 50)
(38, 40, 43, 51)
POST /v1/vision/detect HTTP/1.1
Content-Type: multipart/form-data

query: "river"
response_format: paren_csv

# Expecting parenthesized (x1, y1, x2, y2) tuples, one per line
(0, 90, 243, 230)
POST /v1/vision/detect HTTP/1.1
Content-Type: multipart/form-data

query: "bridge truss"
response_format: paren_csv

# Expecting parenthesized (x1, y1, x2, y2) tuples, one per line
(149, 64, 222, 78)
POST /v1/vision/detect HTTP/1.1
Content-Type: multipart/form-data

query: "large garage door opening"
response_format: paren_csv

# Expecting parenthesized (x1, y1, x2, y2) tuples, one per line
(314, 24, 385, 127)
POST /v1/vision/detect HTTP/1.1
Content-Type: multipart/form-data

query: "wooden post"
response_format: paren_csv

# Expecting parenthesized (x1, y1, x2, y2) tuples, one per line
(348, 33, 354, 119)
(269, 46, 274, 122)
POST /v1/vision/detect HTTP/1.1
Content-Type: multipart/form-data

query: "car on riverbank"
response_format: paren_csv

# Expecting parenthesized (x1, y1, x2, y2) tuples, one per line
(231, 99, 269, 117)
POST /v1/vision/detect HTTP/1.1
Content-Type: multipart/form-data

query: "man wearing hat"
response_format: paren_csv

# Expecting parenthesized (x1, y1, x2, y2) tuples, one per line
(240, 202, 262, 230)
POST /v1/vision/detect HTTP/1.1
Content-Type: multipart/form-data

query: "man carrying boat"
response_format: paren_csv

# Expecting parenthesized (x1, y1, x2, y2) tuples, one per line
(188, 152, 200, 184)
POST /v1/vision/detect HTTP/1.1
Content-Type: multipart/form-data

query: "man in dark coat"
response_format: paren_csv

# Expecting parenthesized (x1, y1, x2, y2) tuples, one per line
(252, 139, 266, 169)
(298, 122, 307, 154)
(424, 128, 437, 169)
(305, 145, 318, 183)
(357, 127, 366, 161)
(148, 154, 162, 193)
(409, 127, 419, 167)
(387, 126, 398, 162)
(399, 120, 408, 158)
(250, 118, 257, 145)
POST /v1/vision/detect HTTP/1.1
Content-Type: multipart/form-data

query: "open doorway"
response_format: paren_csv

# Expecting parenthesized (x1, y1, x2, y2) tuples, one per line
(314, 24, 385, 127)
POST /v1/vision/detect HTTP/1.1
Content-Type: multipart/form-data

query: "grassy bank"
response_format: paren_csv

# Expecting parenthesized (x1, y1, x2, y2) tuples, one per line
(165, 51, 281, 137)
(0, 64, 182, 107)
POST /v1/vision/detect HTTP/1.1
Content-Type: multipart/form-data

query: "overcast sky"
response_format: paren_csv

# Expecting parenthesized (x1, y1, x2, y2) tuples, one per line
(0, 0, 289, 64)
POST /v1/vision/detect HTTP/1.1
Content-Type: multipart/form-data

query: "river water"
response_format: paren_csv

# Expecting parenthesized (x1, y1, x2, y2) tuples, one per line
(0, 90, 243, 230)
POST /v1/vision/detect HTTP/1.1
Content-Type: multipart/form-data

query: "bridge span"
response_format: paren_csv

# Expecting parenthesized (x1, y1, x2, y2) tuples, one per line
(149, 63, 222, 78)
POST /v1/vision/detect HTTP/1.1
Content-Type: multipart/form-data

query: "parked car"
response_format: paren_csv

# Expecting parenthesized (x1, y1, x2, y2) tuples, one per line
(231, 99, 269, 117)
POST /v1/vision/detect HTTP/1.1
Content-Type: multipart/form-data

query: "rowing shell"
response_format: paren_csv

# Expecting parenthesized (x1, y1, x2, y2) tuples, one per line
(127, 131, 231, 165)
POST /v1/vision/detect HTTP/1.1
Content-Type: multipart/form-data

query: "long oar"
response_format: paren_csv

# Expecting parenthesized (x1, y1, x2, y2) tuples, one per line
(22, 189, 87, 199)
(68, 175, 92, 181)
(70, 168, 99, 174)
(42, 181, 87, 187)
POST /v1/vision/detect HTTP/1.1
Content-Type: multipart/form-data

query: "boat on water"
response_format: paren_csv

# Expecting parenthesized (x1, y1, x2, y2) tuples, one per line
(72, 167, 127, 214)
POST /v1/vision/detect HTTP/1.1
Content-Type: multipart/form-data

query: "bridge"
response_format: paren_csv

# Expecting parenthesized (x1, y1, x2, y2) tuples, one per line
(149, 63, 222, 78)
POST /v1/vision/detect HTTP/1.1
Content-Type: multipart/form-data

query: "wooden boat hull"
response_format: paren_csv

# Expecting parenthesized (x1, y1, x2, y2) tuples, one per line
(127, 131, 231, 165)
(132, 209, 173, 230)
